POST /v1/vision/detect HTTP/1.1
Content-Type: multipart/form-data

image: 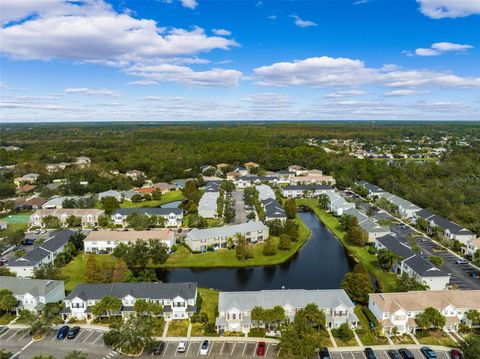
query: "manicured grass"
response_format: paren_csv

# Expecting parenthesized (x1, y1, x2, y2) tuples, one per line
(59, 254, 127, 291)
(416, 330, 457, 347)
(354, 306, 389, 346)
(391, 334, 415, 345)
(296, 199, 398, 292)
(167, 319, 189, 337)
(119, 191, 184, 209)
(157, 216, 310, 268)
(198, 288, 219, 324)
(0, 222, 28, 237)
(151, 317, 166, 336)
(333, 335, 358, 347)
(190, 323, 219, 337)
(0, 313, 14, 325)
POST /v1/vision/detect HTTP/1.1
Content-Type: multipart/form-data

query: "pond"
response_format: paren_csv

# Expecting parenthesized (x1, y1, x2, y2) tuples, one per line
(153, 211, 353, 291)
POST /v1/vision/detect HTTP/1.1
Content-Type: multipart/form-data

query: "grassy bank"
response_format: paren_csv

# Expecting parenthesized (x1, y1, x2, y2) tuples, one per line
(157, 216, 310, 268)
(119, 191, 184, 209)
(297, 199, 398, 292)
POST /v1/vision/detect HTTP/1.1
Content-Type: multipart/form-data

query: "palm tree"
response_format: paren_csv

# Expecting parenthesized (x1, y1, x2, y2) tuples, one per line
(318, 194, 330, 210)
(93, 296, 122, 319)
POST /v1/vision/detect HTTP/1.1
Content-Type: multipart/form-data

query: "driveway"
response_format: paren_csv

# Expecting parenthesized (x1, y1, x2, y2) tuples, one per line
(232, 190, 247, 224)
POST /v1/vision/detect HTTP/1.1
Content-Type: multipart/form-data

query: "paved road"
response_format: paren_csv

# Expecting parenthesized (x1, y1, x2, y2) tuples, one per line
(329, 348, 452, 359)
(0, 327, 279, 358)
(390, 224, 480, 290)
(232, 190, 247, 224)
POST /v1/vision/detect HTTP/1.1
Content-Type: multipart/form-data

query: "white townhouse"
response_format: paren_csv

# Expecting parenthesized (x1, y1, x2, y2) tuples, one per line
(98, 190, 123, 202)
(185, 221, 269, 252)
(84, 229, 175, 253)
(375, 234, 450, 290)
(198, 192, 220, 219)
(344, 208, 390, 243)
(369, 290, 480, 334)
(325, 191, 355, 216)
(215, 289, 359, 334)
(30, 208, 104, 228)
(61, 282, 197, 322)
(287, 165, 309, 176)
(261, 198, 287, 222)
(466, 239, 480, 257)
(0, 276, 65, 314)
(42, 196, 91, 209)
(356, 180, 385, 197)
(281, 184, 334, 199)
(256, 184, 276, 201)
(111, 208, 183, 227)
(234, 175, 260, 189)
(6, 230, 75, 277)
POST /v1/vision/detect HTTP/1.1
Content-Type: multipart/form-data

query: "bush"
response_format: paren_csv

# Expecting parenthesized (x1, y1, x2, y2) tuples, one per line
(332, 323, 354, 342)
(368, 246, 377, 254)
(191, 312, 208, 324)
(248, 328, 266, 337)
(278, 234, 292, 250)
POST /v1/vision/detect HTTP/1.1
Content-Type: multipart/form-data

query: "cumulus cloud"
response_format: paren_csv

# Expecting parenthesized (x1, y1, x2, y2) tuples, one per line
(384, 90, 421, 96)
(408, 42, 473, 56)
(212, 28, 231, 36)
(324, 90, 367, 98)
(0, 0, 241, 87)
(127, 80, 159, 86)
(417, 0, 480, 19)
(65, 88, 118, 96)
(289, 14, 317, 28)
(179, 0, 198, 10)
(254, 56, 480, 89)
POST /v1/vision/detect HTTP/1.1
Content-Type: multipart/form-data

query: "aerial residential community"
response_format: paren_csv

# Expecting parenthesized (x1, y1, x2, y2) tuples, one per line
(1, 0, 480, 358)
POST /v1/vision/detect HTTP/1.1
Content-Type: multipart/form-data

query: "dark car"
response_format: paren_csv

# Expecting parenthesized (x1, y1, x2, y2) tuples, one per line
(421, 347, 437, 359)
(0, 326, 8, 336)
(319, 347, 331, 359)
(256, 342, 266, 356)
(364, 347, 377, 359)
(450, 349, 463, 359)
(399, 348, 415, 359)
(152, 341, 165, 355)
(388, 350, 402, 359)
(469, 272, 479, 279)
(56, 325, 70, 339)
(67, 326, 80, 339)
(23, 239, 35, 245)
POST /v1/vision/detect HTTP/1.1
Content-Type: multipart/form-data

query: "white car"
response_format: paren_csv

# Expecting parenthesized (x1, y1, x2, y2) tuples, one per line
(177, 339, 187, 353)
(456, 259, 468, 265)
(199, 340, 210, 356)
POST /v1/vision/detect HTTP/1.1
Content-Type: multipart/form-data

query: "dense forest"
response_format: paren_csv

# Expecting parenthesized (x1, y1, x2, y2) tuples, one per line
(1, 121, 479, 234)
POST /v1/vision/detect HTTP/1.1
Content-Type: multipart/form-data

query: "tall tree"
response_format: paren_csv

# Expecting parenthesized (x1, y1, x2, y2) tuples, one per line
(340, 264, 374, 304)
(284, 199, 297, 220)
(415, 307, 446, 331)
(0, 289, 17, 313)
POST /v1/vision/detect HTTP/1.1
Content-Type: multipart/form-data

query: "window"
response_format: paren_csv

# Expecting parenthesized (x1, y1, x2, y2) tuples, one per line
(232, 313, 236, 320)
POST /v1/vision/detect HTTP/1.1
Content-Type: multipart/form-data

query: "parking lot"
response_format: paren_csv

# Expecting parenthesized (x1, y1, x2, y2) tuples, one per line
(232, 189, 248, 224)
(391, 224, 480, 290)
(0, 326, 278, 358)
(330, 348, 451, 359)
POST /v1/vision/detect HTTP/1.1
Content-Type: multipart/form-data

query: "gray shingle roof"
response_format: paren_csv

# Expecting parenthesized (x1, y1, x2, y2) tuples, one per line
(0, 276, 64, 297)
(66, 282, 197, 301)
(404, 256, 449, 277)
(218, 289, 354, 312)
(283, 184, 334, 191)
(377, 234, 416, 259)
(113, 208, 183, 216)
(261, 198, 286, 219)
(187, 221, 268, 242)
(429, 215, 474, 236)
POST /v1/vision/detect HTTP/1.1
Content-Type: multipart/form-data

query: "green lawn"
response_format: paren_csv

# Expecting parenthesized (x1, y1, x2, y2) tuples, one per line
(333, 335, 358, 347)
(198, 288, 219, 324)
(354, 306, 389, 346)
(297, 199, 398, 292)
(119, 191, 184, 209)
(391, 334, 415, 345)
(0, 313, 15, 325)
(59, 254, 128, 291)
(167, 319, 189, 337)
(158, 216, 310, 268)
(416, 330, 457, 347)
(0, 222, 28, 237)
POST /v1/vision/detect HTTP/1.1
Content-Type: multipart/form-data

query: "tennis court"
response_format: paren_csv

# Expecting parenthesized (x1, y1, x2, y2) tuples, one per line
(2, 214, 31, 224)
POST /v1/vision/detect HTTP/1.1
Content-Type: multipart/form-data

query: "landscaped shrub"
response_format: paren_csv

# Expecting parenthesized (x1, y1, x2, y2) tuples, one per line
(332, 323, 354, 342)
(248, 328, 266, 337)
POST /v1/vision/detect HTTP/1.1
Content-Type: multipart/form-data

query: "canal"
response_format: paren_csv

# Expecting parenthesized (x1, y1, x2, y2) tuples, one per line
(154, 211, 353, 291)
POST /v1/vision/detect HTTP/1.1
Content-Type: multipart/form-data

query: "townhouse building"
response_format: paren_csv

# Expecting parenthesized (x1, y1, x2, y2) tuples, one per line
(30, 209, 104, 228)
(261, 198, 287, 222)
(281, 184, 334, 199)
(369, 290, 480, 334)
(98, 190, 123, 202)
(84, 229, 175, 253)
(111, 208, 183, 227)
(0, 276, 65, 314)
(6, 230, 75, 277)
(61, 282, 197, 322)
(185, 221, 269, 252)
(256, 184, 276, 201)
(344, 208, 390, 243)
(325, 191, 355, 216)
(215, 289, 358, 334)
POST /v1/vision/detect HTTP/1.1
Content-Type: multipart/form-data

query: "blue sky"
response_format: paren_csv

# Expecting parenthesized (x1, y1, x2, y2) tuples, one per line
(1, 0, 479, 122)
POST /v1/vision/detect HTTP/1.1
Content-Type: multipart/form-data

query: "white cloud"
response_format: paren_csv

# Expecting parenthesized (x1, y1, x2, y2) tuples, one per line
(0, 0, 241, 87)
(411, 42, 473, 56)
(324, 90, 367, 98)
(254, 56, 480, 89)
(126, 64, 243, 87)
(212, 28, 231, 36)
(384, 90, 421, 96)
(64, 88, 118, 96)
(268, 15, 277, 20)
(289, 15, 317, 28)
(127, 80, 159, 86)
(417, 0, 480, 19)
(179, 0, 198, 10)
(353, 0, 369, 5)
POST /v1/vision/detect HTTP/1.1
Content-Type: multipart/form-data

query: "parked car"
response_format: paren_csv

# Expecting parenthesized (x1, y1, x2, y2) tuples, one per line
(469, 272, 479, 279)
(456, 259, 468, 265)
(364, 347, 377, 359)
(177, 340, 187, 353)
(23, 239, 35, 245)
(421, 347, 437, 359)
(399, 348, 415, 359)
(67, 326, 80, 339)
(419, 237, 429, 242)
(388, 350, 402, 359)
(152, 341, 165, 355)
(56, 326, 70, 339)
(256, 342, 266, 356)
(319, 347, 331, 359)
(0, 326, 8, 336)
(450, 349, 463, 359)
(199, 340, 210, 356)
